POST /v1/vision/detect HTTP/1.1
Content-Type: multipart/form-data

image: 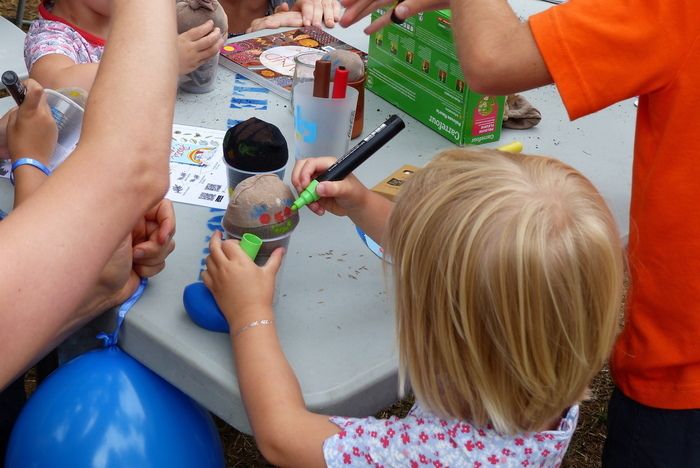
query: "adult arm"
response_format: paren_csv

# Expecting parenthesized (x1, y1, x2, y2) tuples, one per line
(0, 0, 178, 389)
(340, 0, 552, 94)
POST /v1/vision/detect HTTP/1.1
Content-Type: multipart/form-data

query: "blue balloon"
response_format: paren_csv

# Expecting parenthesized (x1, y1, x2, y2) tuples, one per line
(183, 282, 230, 333)
(6, 346, 225, 468)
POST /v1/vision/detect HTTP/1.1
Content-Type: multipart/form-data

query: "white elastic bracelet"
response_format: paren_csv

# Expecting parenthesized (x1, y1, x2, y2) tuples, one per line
(233, 319, 274, 338)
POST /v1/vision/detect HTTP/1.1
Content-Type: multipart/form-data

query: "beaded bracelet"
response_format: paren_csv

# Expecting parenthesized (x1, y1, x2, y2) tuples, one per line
(233, 319, 274, 338)
(10, 158, 51, 186)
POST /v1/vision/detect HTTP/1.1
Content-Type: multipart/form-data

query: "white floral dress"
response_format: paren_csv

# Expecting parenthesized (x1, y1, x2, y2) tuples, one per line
(323, 401, 578, 467)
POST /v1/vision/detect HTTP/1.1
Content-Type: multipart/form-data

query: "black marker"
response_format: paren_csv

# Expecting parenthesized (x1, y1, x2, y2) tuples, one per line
(291, 115, 405, 211)
(2, 71, 26, 106)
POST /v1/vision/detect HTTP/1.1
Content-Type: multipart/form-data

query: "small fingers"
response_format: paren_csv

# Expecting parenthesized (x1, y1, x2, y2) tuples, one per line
(196, 27, 223, 52)
(333, 0, 341, 21)
(312, 0, 324, 27)
(323, 0, 337, 27)
(20, 79, 45, 112)
(208, 230, 229, 266)
(300, 0, 314, 27)
(184, 20, 215, 40)
(262, 248, 286, 275)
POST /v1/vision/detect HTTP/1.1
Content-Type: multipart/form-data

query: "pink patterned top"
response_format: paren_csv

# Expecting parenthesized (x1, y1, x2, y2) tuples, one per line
(24, 1, 105, 71)
(323, 401, 578, 467)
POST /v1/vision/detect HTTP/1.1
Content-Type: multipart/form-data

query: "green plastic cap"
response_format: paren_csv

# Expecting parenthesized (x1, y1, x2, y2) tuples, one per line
(239, 233, 262, 260)
(291, 179, 321, 211)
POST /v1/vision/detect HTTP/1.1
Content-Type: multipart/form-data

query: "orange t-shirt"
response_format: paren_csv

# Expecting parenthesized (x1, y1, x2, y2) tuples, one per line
(530, 0, 700, 409)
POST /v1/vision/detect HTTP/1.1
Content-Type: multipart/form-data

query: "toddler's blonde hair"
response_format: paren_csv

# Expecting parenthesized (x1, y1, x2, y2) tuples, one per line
(385, 148, 624, 434)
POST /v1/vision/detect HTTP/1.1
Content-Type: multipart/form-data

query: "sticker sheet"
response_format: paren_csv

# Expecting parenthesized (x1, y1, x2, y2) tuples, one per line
(168, 125, 229, 209)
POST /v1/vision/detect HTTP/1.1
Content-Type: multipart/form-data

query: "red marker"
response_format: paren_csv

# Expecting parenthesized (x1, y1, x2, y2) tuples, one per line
(331, 66, 349, 99)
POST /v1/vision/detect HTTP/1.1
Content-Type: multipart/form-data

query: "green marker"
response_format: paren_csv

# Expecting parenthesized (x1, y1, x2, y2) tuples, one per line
(291, 180, 320, 212)
(291, 115, 406, 212)
(239, 232, 262, 260)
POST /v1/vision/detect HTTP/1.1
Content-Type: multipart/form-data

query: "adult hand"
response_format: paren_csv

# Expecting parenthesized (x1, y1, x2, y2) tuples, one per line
(291, 157, 370, 217)
(74, 235, 139, 323)
(6, 79, 57, 166)
(178, 20, 225, 75)
(202, 231, 284, 330)
(130, 199, 176, 278)
(74, 199, 175, 321)
(339, 0, 448, 34)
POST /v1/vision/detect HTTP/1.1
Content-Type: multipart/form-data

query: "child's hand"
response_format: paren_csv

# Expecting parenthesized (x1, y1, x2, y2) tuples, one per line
(6, 79, 57, 166)
(293, 0, 341, 28)
(130, 199, 176, 278)
(178, 20, 225, 75)
(246, 7, 303, 33)
(0, 111, 9, 158)
(202, 231, 285, 330)
(246, 0, 340, 32)
(291, 157, 370, 217)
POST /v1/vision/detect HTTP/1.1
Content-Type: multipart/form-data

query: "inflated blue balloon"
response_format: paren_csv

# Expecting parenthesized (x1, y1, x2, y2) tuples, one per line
(184, 282, 230, 333)
(6, 346, 225, 468)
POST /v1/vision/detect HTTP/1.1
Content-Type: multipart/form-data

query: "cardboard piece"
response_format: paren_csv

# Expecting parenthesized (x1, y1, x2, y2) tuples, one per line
(371, 164, 421, 201)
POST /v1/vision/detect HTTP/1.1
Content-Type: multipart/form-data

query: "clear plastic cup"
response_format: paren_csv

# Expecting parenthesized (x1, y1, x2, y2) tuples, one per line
(290, 50, 327, 113)
(44, 89, 85, 170)
(178, 53, 220, 94)
(293, 81, 358, 160)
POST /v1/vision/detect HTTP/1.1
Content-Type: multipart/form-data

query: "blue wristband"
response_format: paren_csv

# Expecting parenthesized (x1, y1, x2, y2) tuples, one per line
(10, 158, 51, 185)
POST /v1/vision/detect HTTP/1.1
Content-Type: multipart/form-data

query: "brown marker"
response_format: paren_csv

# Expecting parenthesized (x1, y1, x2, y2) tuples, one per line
(313, 60, 331, 98)
(2, 71, 26, 105)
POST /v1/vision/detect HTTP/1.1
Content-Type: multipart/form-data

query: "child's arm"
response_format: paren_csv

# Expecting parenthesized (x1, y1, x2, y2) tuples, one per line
(291, 157, 394, 245)
(0, 112, 10, 158)
(178, 20, 225, 75)
(202, 232, 340, 468)
(29, 55, 100, 92)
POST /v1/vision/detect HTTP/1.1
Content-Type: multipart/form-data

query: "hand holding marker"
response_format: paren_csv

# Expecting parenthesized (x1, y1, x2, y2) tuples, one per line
(292, 115, 406, 211)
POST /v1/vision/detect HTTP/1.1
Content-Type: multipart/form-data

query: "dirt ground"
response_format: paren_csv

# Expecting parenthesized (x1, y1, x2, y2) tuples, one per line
(0, 0, 39, 23)
(3, 0, 612, 466)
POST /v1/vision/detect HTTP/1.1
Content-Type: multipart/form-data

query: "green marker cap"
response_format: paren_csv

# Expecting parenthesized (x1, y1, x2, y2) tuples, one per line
(239, 233, 262, 260)
(291, 179, 320, 212)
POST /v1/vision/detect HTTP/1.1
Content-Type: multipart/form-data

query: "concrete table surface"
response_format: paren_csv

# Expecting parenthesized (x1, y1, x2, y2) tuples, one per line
(0, 0, 634, 434)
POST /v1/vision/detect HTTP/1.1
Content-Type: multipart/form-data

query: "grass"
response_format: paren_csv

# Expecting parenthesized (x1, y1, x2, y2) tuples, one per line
(5, 1, 613, 465)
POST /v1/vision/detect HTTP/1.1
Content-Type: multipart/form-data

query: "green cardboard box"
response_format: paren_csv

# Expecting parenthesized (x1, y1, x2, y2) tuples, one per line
(367, 10, 505, 146)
